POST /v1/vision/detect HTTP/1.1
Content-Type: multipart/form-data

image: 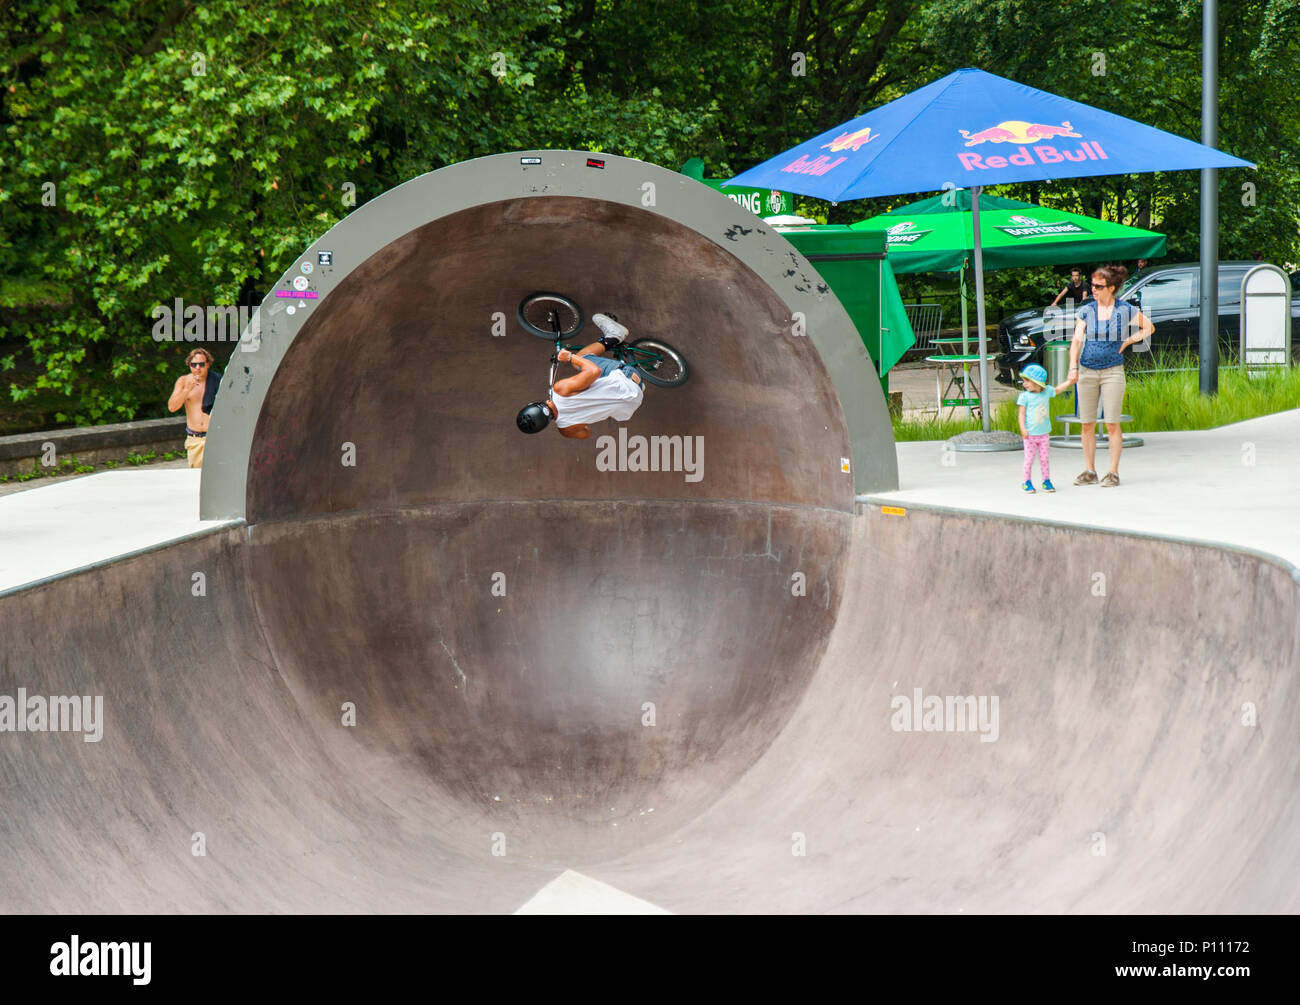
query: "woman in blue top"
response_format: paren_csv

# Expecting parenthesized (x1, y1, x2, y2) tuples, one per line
(1066, 264, 1154, 487)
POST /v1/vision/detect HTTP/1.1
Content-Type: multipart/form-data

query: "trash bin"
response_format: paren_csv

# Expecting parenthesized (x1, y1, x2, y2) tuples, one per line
(1043, 339, 1073, 388)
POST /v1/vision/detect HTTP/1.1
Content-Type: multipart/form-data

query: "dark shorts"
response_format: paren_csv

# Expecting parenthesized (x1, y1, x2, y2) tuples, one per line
(581, 353, 639, 380)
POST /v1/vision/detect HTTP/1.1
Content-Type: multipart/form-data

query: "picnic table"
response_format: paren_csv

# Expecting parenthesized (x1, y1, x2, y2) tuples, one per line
(924, 352, 997, 417)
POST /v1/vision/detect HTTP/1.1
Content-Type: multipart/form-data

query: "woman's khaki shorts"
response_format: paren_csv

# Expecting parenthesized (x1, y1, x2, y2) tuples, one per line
(1076, 364, 1126, 424)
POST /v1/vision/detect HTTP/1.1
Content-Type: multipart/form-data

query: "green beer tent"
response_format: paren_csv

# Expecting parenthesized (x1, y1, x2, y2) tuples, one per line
(850, 189, 1166, 275)
(682, 158, 919, 380)
(774, 225, 919, 378)
(734, 223, 923, 381)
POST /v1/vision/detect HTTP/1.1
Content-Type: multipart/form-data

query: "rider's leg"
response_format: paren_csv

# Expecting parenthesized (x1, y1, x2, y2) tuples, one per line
(575, 346, 640, 383)
(592, 314, 628, 342)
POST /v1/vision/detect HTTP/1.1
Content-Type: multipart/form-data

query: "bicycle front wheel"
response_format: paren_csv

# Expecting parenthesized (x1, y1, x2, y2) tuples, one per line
(518, 292, 585, 340)
(622, 338, 689, 388)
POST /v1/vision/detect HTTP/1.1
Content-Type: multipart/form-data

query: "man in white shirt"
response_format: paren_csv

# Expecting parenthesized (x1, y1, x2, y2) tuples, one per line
(516, 314, 644, 438)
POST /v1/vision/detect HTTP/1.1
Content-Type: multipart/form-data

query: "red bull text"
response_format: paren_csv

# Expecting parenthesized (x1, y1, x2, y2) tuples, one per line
(780, 154, 848, 177)
(956, 119, 1104, 171)
(958, 141, 1107, 171)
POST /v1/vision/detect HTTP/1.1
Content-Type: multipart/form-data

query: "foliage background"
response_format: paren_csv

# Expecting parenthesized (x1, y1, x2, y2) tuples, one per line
(2, 0, 1295, 431)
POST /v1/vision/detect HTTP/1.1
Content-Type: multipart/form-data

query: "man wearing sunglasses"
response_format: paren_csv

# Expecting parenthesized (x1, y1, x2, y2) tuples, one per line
(167, 348, 221, 468)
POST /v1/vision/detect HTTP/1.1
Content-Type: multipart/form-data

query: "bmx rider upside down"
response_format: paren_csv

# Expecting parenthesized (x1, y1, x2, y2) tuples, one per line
(516, 314, 644, 438)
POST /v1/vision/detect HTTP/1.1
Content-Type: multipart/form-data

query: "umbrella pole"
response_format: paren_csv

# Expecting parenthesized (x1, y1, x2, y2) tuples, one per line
(971, 185, 991, 432)
(960, 263, 970, 354)
(960, 261, 972, 417)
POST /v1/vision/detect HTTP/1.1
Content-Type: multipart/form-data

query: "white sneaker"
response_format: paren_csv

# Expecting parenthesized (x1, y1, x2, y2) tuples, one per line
(592, 313, 628, 343)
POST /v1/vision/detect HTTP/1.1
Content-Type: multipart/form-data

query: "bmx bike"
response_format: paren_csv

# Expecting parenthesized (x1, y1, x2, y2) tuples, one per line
(517, 291, 690, 389)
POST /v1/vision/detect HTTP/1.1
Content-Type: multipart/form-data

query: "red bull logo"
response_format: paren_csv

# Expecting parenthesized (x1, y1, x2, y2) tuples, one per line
(955, 119, 1106, 172)
(779, 125, 881, 176)
(821, 126, 877, 152)
(959, 120, 1080, 146)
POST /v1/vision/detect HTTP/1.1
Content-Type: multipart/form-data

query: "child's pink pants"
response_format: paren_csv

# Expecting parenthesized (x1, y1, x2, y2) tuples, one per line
(1022, 434, 1051, 481)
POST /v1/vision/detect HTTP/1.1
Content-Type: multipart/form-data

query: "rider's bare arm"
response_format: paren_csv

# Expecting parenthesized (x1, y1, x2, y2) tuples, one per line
(552, 352, 601, 397)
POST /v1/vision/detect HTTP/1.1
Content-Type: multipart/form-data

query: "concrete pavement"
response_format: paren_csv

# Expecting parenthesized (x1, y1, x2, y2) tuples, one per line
(0, 467, 233, 594)
(1, 412, 1296, 912)
(867, 408, 1300, 571)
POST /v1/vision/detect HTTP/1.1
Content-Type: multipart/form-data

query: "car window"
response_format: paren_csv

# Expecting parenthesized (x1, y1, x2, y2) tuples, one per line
(1136, 271, 1197, 311)
(1218, 269, 1250, 305)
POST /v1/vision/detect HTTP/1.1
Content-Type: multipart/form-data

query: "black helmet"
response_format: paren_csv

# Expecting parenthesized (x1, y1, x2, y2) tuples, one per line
(516, 401, 553, 433)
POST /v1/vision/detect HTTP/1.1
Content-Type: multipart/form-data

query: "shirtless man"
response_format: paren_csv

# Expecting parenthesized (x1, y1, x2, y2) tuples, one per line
(167, 348, 220, 467)
(516, 314, 644, 438)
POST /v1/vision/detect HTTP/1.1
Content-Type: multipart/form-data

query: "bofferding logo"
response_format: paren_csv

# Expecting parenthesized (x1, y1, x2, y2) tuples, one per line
(884, 220, 932, 244)
(994, 219, 1091, 239)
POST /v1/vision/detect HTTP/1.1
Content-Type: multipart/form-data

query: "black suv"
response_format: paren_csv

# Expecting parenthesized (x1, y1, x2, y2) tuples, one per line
(995, 262, 1300, 382)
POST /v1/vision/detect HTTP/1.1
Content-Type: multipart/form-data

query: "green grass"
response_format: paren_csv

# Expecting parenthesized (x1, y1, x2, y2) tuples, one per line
(1125, 354, 1300, 430)
(0, 446, 184, 484)
(892, 351, 1300, 440)
(893, 390, 1076, 441)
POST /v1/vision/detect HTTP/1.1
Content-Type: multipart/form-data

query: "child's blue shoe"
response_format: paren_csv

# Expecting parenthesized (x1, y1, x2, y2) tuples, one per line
(1022, 480, 1036, 493)
(1042, 479, 1056, 493)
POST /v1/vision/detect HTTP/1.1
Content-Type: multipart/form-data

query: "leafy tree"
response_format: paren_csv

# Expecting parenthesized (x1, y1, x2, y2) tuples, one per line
(2, 0, 1296, 429)
(913, 0, 1300, 314)
(1, 0, 570, 425)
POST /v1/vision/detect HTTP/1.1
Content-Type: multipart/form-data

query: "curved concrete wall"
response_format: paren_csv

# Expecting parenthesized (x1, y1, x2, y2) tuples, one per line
(200, 150, 897, 520)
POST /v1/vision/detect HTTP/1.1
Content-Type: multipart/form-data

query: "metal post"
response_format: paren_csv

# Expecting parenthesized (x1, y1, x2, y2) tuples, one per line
(1200, 0, 1219, 395)
(878, 257, 885, 379)
(960, 261, 970, 355)
(960, 261, 972, 418)
(971, 185, 991, 431)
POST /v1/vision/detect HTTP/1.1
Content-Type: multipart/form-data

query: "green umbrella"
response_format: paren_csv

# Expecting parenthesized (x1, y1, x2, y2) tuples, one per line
(850, 189, 1166, 274)
(851, 190, 1166, 415)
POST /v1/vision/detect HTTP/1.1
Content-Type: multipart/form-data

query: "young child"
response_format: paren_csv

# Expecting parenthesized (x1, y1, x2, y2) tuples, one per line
(1017, 363, 1075, 493)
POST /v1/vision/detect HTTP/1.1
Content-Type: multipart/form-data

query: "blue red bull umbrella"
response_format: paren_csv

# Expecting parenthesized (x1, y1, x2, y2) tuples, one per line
(725, 67, 1253, 430)
(724, 67, 1252, 200)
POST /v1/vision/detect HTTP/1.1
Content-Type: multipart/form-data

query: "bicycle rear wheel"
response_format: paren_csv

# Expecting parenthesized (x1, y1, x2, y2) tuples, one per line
(518, 292, 585, 340)
(622, 338, 689, 388)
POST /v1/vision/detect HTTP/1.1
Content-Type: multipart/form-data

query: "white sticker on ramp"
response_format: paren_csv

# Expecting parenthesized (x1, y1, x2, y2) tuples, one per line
(514, 870, 672, 915)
